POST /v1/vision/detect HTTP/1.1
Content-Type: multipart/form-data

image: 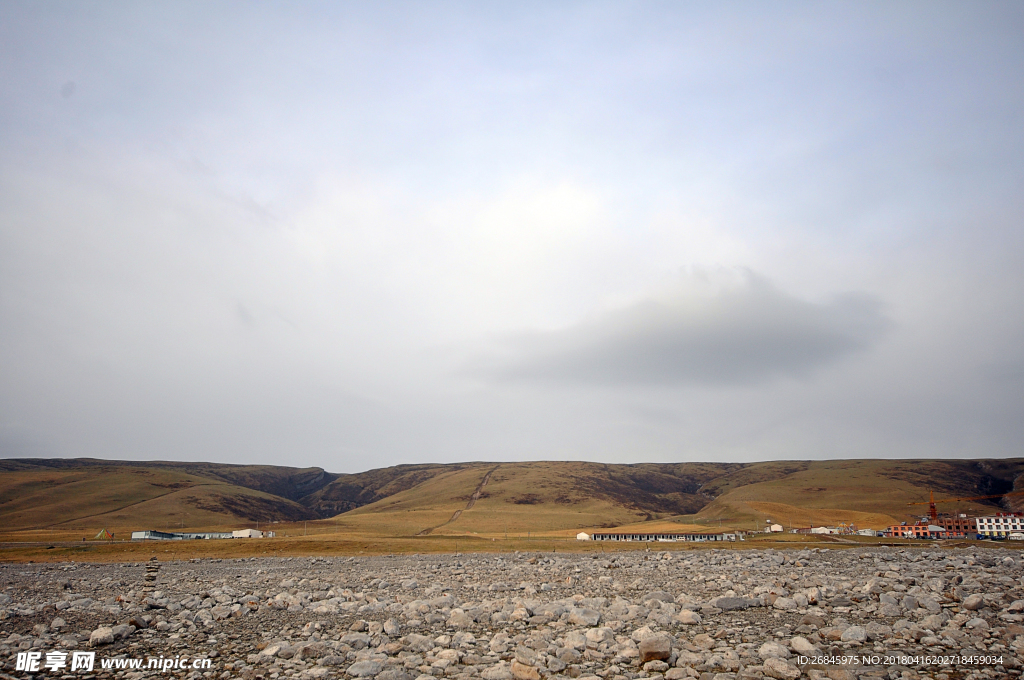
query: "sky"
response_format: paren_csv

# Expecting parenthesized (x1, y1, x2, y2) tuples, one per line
(2, 2, 1023, 472)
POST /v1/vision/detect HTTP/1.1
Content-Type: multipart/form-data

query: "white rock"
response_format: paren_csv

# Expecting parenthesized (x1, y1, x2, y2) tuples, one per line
(758, 641, 790, 659)
(773, 597, 797, 610)
(89, 627, 114, 646)
(789, 636, 817, 654)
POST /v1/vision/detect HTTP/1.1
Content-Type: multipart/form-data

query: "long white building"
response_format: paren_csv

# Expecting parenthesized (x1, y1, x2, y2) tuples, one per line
(975, 513, 1024, 538)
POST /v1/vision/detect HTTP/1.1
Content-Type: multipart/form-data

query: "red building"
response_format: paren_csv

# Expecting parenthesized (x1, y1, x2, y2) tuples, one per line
(883, 522, 965, 539)
(934, 515, 976, 533)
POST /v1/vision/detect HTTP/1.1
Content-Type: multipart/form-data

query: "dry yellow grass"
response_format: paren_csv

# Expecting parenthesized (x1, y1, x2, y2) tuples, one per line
(330, 463, 653, 538)
(0, 464, 312, 538)
(677, 459, 1014, 531)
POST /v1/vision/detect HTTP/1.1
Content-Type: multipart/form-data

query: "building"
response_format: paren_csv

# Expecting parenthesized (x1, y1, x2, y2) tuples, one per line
(131, 530, 178, 541)
(232, 529, 267, 538)
(934, 514, 976, 534)
(131, 529, 266, 541)
(768, 524, 784, 533)
(975, 513, 1024, 538)
(589, 531, 734, 542)
(575, 532, 591, 541)
(883, 523, 965, 539)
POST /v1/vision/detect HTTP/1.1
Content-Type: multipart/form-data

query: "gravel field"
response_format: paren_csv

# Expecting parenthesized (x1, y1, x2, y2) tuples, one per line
(1, 546, 1021, 680)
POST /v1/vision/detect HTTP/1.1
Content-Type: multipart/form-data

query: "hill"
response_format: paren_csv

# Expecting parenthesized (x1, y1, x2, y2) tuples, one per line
(328, 458, 1024, 537)
(0, 459, 320, 533)
(1, 457, 1023, 539)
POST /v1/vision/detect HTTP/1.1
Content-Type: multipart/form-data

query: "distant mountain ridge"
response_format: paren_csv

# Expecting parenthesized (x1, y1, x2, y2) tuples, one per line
(1, 457, 1022, 534)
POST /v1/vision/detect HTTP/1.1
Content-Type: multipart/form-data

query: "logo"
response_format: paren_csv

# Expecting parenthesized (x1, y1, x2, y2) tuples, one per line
(15, 651, 95, 673)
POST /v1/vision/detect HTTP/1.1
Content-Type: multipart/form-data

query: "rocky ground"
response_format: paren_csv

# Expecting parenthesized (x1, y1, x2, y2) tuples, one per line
(1, 546, 1022, 680)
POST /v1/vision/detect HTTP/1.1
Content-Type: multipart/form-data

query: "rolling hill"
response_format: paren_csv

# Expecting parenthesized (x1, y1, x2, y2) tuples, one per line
(1, 457, 1023, 538)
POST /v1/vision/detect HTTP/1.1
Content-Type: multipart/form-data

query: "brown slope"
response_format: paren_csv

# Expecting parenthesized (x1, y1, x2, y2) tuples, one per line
(2, 458, 337, 505)
(0, 461, 318, 534)
(298, 463, 469, 516)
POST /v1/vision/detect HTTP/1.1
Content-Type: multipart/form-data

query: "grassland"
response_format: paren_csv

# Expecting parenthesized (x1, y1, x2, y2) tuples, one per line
(2, 457, 1023, 556)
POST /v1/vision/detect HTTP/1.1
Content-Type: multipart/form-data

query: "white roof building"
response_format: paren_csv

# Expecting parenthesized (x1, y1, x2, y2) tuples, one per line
(576, 532, 591, 541)
(232, 529, 265, 538)
(975, 514, 1024, 538)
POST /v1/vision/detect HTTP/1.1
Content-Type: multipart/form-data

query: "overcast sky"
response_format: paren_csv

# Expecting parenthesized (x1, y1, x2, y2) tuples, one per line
(2, 2, 1023, 472)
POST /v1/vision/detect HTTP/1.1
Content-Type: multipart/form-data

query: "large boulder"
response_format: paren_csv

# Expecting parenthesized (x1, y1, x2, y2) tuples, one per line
(514, 646, 539, 666)
(510, 660, 540, 680)
(840, 625, 867, 643)
(676, 609, 702, 625)
(773, 597, 797, 611)
(758, 641, 790, 659)
(346, 660, 383, 677)
(481, 665, 513, 680)
(963, 594, 985, 610)
(711, 596, 758, 610)
(89, 627, 114, 647)
(789, 636, 817, 654)
(567, 608, 600, 626)
(763, 657, 801, 680)
(638, 634, 672, 663)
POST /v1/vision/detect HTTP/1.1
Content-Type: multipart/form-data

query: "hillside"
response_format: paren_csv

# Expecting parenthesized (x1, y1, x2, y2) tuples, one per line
(329, 461, 743, 537)
(1, 457, 1023, 538)
(329, 459, 1024, 536)
(0, 460, 317, 533)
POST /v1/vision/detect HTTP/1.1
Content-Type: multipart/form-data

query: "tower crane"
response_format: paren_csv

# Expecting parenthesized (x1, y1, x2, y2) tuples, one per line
(907, 489, 1024, 521)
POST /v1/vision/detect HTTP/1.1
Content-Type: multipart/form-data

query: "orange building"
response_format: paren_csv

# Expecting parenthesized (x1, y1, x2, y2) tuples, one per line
(883, 522, 965, 539)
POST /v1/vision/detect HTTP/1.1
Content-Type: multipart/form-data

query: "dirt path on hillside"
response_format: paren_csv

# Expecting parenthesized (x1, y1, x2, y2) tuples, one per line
(416, 466, 497, 536)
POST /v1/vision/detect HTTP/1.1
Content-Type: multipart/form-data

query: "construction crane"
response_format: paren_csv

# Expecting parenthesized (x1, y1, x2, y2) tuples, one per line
(908, 489, 1024, 521)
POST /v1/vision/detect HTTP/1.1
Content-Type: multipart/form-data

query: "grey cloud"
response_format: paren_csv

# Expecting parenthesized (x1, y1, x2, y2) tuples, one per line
(477, 274, 890, 386)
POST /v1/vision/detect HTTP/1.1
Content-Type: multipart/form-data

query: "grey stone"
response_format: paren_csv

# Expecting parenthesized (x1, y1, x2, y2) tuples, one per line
(965, 617, 989, 630)
(758, 641, 790, 659)
(567, 607, 600, 626)
(403, 633, 434, 652)
(347, 660, 383, 677)
(377, 671, 412, 680)
(772, 597, 797, 611)
(644, 590, 674, 603)
(383, 618, 401, 636)
(840, 625, 867, 642)
(711, 596, 757, 610)
(514, 645, 539, 666)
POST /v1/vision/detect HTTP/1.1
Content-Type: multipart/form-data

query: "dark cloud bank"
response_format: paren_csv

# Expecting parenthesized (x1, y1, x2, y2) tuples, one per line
(476, 274, 890, 387)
